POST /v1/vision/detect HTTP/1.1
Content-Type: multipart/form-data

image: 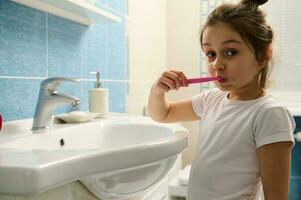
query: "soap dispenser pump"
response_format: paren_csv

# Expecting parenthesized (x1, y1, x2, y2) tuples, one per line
(89, 71, 109, 115)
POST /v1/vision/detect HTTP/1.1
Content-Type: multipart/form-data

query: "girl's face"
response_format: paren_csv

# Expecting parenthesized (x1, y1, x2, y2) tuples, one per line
(202, 23, 264, 93)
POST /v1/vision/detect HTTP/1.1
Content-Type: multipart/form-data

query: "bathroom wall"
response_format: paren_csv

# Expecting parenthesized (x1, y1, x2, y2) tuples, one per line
(126, 0, 167, 115)
(165, 0, 201, 167)
(0, 0, 128, 121)
(1, 0, 300, 198)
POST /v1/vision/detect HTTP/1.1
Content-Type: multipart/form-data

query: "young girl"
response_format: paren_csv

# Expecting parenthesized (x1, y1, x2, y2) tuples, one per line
(148, 0, 295, 199)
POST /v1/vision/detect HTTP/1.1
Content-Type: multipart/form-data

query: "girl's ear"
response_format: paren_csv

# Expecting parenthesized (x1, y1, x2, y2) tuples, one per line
(258, 45, 273, 69)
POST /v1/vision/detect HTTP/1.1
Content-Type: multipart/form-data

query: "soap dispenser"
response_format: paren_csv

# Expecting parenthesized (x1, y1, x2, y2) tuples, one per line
(89, 71, 109, 115)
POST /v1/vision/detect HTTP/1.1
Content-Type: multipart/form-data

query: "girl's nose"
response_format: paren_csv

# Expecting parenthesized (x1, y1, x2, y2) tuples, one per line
(212, 57, 225, 71)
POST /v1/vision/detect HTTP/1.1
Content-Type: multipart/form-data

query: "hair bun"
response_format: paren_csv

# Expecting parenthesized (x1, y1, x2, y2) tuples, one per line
(241, 0, 268, 7)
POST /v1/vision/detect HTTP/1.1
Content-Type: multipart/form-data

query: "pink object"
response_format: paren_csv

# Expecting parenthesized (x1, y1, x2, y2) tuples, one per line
(187, 76, 225, 84)
(0, 113, 2, 131)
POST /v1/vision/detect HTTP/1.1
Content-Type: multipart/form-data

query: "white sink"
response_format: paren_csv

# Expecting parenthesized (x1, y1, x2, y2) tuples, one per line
(0, 114, 188, 199)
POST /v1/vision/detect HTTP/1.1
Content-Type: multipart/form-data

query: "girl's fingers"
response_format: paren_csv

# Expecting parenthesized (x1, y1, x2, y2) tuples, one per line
(178, 71, 188, 86)
(170, 70, 188, 87)
(153, 70, 187, 94)
(158, 82, 171, 93)
(163, 70, 182, 89)
(152, 80, 170, 95)
(160, 76, 175, 90)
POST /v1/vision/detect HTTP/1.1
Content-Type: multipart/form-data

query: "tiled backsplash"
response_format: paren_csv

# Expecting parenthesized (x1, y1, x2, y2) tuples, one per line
(292, 116, 301, 200)
(0, 0, 128, 121)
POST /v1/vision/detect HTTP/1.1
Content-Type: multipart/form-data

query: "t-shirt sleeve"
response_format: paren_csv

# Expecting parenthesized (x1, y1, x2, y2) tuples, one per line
(191, 89, 217, 117)
(192, 94, 203, 117)
(254, 106, 296, 148)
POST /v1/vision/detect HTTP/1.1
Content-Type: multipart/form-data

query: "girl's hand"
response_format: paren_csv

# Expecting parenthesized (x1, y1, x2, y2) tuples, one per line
(151, 70, 188, 95)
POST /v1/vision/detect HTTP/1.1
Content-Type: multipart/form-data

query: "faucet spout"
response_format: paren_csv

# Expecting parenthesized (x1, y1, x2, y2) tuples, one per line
(52, 91, 80, 107)
(32, 77, 80, 131)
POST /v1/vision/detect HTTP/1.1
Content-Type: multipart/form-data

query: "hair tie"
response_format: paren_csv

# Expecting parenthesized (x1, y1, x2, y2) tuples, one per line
(241, 0, 268, 8)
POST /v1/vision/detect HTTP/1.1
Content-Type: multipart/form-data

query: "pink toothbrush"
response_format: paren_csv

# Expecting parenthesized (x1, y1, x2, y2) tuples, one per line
(187, 76, 225, 84)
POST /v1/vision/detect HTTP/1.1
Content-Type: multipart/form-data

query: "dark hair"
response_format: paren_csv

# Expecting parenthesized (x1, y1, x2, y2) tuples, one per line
(200, 0, 273, 89)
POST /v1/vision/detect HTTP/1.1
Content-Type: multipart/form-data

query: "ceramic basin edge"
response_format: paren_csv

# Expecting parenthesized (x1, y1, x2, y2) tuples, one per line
(0, 115, 188, 195)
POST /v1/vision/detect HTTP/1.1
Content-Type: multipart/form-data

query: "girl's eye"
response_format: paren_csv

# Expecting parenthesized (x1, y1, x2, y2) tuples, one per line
(206, 51, 216, 59)
(225, 49, 238, 57)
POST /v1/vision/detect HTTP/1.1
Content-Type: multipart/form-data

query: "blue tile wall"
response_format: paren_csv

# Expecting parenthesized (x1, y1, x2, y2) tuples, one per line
(291, 116, 301, 200)
(107, 23, 128, 80)
(82, 22, 108, 79)
(0, 1, 47, 77)
(0, 0, 128, 121)
(0, 79, 41, 120)
(47, 15, 86, 78)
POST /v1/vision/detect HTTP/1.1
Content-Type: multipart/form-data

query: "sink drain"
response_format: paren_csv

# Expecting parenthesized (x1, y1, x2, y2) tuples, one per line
(60, 138, 65, 146)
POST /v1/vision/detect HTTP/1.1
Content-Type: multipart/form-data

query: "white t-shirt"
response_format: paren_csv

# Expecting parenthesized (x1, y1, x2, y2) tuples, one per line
(187, 88, 295, 200)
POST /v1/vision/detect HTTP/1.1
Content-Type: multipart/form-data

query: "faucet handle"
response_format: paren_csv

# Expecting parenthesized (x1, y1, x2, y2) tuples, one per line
(41, 77, 80, 91)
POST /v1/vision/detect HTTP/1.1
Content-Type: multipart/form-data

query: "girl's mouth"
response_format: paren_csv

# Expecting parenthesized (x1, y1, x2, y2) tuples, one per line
(217, 76, 226, 83)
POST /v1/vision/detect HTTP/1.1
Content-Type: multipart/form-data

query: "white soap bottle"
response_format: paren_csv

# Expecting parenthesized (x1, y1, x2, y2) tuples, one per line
(89, 71, 109, 116)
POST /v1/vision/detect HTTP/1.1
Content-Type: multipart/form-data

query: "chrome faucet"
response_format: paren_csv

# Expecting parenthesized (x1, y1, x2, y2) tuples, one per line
(32, 77, 80, 130)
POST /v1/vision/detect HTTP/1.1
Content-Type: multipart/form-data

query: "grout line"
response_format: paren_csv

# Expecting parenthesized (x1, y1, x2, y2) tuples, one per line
(105, 16, 109, 79)
(0, 76, 46, 80)
(82, 79, 152, 83)
(46, 13, 49, 77)
(0, 76, 152, 84)
(80, 27, 84, 106)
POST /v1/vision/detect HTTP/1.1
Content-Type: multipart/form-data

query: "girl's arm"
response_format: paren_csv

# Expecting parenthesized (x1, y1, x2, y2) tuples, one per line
(148, 70, 200, 123)
(256, 141, 294, 200)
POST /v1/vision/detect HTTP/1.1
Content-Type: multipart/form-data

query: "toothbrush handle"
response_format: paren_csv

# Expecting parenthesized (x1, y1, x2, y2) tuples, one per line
(187, 77, 220, 84)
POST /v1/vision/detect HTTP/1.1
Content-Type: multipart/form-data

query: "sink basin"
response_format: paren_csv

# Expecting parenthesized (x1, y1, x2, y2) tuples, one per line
(0, 114, 188, 199)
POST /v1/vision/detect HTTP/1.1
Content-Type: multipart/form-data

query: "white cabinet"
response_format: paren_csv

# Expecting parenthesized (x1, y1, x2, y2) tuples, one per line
(12, 0, 121, 25)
